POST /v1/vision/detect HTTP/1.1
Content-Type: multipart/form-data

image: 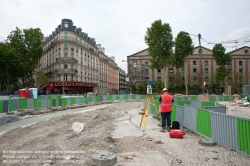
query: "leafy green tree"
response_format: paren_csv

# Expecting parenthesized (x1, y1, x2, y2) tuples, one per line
(7, 27, 44, 87)
(152, 79, 164, 93)
(212, 44, 231, 86)
(138, 82, 146, 94)
(145, 20, 174, 87)
(173, 31, 194, 95)
(0, 42, 19, 91)
(131, 83, 137, 94)
(36, 71, 49, 87)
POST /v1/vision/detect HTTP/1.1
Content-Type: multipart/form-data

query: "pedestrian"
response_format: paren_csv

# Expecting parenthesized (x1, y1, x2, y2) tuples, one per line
(159, 88, 174, 133)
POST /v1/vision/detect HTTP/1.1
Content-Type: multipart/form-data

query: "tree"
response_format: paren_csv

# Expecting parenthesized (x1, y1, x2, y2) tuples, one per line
(145, 20, 174, 87)
(7, 27, 44, 87)
(212, 44, 231, 86)
(152, 79, 164, 93)
(36, 71, 49, 87)
(0, 42, 19, 91)
(173, 31, 194, 95)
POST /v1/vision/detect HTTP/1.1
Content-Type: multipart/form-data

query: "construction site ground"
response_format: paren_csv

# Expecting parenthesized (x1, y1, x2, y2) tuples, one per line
(0, 100, 250, 166)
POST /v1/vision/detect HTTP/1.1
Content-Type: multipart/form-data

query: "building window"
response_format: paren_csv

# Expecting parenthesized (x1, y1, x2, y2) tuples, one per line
(71, 75, 73, 81)
(158, 69, 161, 73)
(239, 61, 242, 66)
(182, 77, 184, 81)
(145, 61, 149, 65)
(193, 68, 197, 73)
(245, 49, 249, 54)
(64, 33, 68, 39)
(169, 69, 174, 73)
(64, 53, 68, 58)
(205, 76, 209, 82)
(239, 68, 243, 73)
(64, 75, 67, 81)
(64, 64, 67, 69)
(181, 68, 184, 73)
(193, 61, 196, 65)
(205, 68, 208, 73)
(145, 69, 149, 74)
(64, 22, 68, 28)
(157, 77, 161, 80)
(205, 61, 208, 65)
(145, 77, 149, 80)
(226, 62, 231, 65)
(169, 77, 172, 81)
(64, 43, 68, 48)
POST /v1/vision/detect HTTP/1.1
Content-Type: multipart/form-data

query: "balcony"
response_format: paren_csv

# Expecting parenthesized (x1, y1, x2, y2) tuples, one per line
(55, 68, 78, 74)
(45, 71, 54, 76)
(56, 57, 78, 63)
(43, 36, 98, 54)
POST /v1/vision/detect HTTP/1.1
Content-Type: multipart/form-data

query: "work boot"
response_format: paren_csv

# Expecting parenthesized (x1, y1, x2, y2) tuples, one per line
(166, 126, 170, 132)
(159, 127, 166, 133)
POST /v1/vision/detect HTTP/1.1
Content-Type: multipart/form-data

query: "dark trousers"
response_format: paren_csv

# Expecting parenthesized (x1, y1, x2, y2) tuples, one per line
(161, 111, 171, 127)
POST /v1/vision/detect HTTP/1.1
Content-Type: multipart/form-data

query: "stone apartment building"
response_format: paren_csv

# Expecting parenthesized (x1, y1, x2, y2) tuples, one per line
(107, 56, 119, 94)
(36, 19, 117, 94)
(127, 46, 250, 87)
(118, 68, 127, 94)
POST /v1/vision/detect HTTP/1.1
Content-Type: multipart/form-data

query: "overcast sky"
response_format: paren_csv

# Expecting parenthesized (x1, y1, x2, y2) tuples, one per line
(1, 0, 250, 72)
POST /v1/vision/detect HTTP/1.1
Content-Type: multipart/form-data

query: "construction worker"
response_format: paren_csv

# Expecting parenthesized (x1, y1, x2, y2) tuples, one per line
(159, 88, 174, 133)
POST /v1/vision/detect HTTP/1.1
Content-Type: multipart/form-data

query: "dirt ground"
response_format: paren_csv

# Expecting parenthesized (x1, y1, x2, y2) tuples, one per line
(219, 101, 250, 119)
(0, 101, 250, 166)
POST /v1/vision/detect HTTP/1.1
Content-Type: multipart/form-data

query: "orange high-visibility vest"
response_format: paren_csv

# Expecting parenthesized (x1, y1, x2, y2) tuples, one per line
(160, 94, 173, 112)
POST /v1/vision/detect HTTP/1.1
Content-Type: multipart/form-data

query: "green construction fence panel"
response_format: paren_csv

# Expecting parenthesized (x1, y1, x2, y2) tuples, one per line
(132, 94, 135, 99)
(196, 109, 211, 138)
(177, 97, 182, 101)
(56, 99, 60, 106)
(56, 96, 61, 99)
(219, 96, 223, 101)
(88, 97, 93, 103)
(171, 105, 177, 123)
(209, 96, 216, 101)
(0, 100, 3, 113)
(201, 102, 215, 107)
(19, 98, 28, 109)
(9, 100, 15, 112)
(224, 96, 230, 101)
(237, 119, 250, 155)
(116, 95, 120, 100)
(107, 95, 112, 101)
(176, 101, 190, 106)
(191, 96, 197, 101)
(48, 96, 52, 100)
(80, 97, 85, 104)
(62, 98, 67, 106)
(124, 95, 128, 100)
(140, 95, 146, 100)
(34, 99, 42, 109)
(183, 96, 188, 101)
(39, 95, 45, 99)
(71, 97, 76, 105)
(95, 96, 100, 102)
(153, 95, 160, 101)
(48, 99, 53, 108)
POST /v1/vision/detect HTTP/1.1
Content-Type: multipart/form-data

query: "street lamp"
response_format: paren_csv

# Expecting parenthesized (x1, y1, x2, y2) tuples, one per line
(184, 32, 204, 94)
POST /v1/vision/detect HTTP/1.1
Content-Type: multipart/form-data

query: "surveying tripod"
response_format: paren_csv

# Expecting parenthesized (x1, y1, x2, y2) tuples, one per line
(139, 94, 161, 132)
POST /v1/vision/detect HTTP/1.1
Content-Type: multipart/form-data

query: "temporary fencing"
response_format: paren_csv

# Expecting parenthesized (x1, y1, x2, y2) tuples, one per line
(0, 94, 249, 156)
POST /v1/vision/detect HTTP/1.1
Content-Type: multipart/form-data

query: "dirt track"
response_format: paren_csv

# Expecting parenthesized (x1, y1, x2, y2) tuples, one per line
(0, 101, 249, 166)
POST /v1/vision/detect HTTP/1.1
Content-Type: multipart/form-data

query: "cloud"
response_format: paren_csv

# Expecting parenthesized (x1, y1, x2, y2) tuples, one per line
(0, 33, 7, 42)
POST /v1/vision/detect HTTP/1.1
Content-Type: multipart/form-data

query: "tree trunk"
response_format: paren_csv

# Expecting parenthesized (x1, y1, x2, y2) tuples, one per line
(184, 61, 188, 95)
(6, 69, 10, 92)
(164, 66, 168, 88)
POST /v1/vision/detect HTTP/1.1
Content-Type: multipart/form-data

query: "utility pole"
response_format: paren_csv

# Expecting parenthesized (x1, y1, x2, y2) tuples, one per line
(198, 34, 204, 94)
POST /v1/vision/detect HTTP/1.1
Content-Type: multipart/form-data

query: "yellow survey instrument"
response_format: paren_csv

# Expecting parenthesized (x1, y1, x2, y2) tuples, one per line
(140, 94, 161, 132)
